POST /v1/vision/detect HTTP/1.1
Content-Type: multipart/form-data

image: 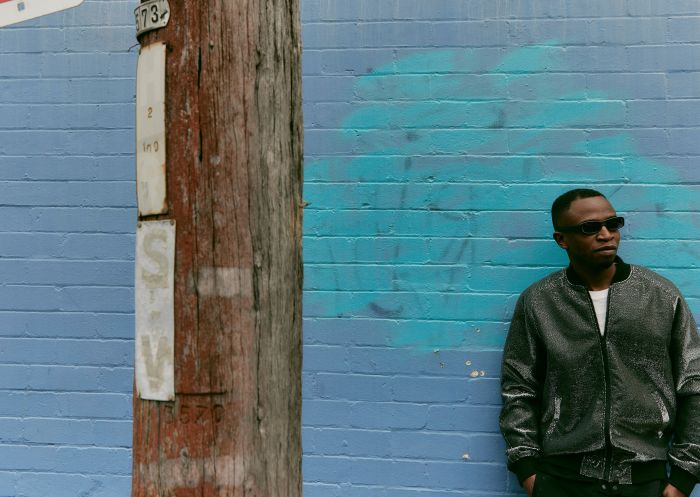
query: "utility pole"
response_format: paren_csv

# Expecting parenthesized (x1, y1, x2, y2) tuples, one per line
(131, 0, 303, 495)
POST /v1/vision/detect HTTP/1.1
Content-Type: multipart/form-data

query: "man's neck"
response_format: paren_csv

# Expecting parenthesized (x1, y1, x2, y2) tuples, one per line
(569, 261, 617, 291)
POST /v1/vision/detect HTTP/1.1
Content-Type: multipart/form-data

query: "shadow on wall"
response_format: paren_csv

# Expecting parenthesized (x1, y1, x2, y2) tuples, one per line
(304, 42, 700, 351)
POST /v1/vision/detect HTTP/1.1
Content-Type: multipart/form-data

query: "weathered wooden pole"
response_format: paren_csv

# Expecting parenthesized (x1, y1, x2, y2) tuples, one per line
(131, 0, 303, 494)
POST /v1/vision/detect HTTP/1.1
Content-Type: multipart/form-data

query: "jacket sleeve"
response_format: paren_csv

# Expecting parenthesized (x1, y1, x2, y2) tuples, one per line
(667, 294, 700, 494)
(500, 293, 544, 483)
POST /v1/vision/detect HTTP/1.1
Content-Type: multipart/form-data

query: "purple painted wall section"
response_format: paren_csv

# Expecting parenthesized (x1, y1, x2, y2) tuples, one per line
(301, 2, 700, 496)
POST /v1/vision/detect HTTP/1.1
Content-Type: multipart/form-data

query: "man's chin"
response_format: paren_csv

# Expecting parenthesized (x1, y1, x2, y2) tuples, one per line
(593, 255, 617, 269)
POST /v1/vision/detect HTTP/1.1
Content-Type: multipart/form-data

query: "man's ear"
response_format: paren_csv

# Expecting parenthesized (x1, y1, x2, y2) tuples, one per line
(553, 231, 568, 250)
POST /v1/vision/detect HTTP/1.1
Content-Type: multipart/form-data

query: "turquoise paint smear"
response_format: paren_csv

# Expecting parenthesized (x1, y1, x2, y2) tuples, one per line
(390, 49, 488, 75)
(385, 51, 456, 74)
(578, 133, 635, 156)
(303, 184, 700, 212)
(304, 317, 510, 350)
(305, 43, 699, 351)
(623, 156, 681, 183)
(344, 102, 502, 130)
(304, 290, 515, 321)
(389, 320, 509, 350)
(356, 73, 509, 101)
(305, 156, 628, 184)
(507, 98, 625, 128)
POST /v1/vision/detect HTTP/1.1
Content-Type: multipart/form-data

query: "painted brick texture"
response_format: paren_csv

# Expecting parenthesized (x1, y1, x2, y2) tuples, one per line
(0, 1, 136, 495)
(301, 1, 700, 497)
(1, 0, 700, 496)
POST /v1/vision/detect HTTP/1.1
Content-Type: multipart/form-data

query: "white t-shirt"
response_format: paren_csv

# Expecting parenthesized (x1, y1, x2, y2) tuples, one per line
(588, 289, 609, 335)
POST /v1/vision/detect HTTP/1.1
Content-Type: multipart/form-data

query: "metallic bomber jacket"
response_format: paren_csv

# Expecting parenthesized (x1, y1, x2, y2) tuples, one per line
(499, 259, 700, 484)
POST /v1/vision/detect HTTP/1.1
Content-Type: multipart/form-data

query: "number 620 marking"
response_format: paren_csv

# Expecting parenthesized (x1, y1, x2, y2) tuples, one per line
(164, 403, 226, 425)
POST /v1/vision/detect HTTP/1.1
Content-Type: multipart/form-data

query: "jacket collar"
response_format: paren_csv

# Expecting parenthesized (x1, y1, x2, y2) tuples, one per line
(565, 256, 631, 288)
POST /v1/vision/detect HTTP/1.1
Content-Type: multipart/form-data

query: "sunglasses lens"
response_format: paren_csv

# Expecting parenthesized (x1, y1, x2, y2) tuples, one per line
(580, 217, 624, 234)
(580, 221, 603, 235)
(604, 217, 624, 231)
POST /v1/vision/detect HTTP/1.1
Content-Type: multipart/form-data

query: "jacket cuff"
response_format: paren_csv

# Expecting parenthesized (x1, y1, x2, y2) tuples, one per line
(511, 456, 538, 485)
(669, 465, 697, 497)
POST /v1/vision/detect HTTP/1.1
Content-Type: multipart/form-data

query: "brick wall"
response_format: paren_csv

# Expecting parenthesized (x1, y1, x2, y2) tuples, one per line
(301, 1, 700, 496)
(0, 1, 136, 495)
(1, 0, 700, 496)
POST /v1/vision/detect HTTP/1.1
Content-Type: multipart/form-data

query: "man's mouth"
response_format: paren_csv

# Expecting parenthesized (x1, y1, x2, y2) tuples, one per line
(596, 246, 617, 253)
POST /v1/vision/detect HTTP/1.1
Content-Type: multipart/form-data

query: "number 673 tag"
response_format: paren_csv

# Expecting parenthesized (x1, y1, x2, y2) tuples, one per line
(134, 0, 170, 38)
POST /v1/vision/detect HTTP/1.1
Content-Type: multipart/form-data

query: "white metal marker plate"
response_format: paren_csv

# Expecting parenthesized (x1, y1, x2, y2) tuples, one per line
(134, 0, 170, 37)
(135, 220, 175, 401)
(136, 42, 167, 216)
(0, 0, 84, 28)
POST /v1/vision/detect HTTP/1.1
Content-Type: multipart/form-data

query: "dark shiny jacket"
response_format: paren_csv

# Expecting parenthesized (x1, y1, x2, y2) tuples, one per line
(500, 260, 700, 487)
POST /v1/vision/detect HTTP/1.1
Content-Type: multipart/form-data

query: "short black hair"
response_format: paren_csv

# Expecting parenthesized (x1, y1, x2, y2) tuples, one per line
(551, 188, 606, 229)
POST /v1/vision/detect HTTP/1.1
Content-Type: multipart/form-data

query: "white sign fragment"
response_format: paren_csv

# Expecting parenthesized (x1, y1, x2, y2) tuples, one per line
(136, 42, 167, 216)
(135, 220, 175, 401)
(0, 0, 84, 28)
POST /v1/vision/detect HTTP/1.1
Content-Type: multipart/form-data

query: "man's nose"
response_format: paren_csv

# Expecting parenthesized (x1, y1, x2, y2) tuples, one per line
(597, 226, 613, 239)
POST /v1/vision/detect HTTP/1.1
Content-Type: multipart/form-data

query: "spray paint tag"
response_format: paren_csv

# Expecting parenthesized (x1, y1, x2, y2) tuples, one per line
(135, 220, 176, 401)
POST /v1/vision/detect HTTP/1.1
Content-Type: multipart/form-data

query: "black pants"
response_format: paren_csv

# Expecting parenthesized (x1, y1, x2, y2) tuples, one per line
(532, 472, 665, 497)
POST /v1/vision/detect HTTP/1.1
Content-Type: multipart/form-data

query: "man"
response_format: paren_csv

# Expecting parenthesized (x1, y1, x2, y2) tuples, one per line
(499, 189, 700, 497)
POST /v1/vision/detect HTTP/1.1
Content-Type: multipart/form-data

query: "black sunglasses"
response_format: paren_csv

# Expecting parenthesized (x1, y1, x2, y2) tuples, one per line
(557, 216, 625, 235)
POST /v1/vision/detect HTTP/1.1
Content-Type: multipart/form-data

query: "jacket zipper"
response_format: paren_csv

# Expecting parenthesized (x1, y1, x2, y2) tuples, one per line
(586, 287, 613, 481)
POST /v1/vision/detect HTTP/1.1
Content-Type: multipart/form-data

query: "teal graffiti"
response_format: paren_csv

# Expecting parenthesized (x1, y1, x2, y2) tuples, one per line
(304, 43, 700, 350)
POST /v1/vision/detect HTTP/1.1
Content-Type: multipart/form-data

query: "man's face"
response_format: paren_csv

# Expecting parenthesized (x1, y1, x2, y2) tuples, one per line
(553, 196, 621, 269)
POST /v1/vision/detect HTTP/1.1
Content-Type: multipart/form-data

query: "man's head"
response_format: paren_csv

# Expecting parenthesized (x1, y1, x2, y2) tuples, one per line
(551, 189, 607, 230)
(551, 189, 624, 270)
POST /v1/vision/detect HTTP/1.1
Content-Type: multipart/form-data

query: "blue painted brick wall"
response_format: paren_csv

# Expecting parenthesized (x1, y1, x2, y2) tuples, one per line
(2, 0, 700, 496)
(0, 1, 136, 495)
(301, 1, 700, 496)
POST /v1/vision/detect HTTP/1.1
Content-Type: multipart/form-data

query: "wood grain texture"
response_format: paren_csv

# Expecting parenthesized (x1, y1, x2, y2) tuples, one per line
(132, 0, 303, 494)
